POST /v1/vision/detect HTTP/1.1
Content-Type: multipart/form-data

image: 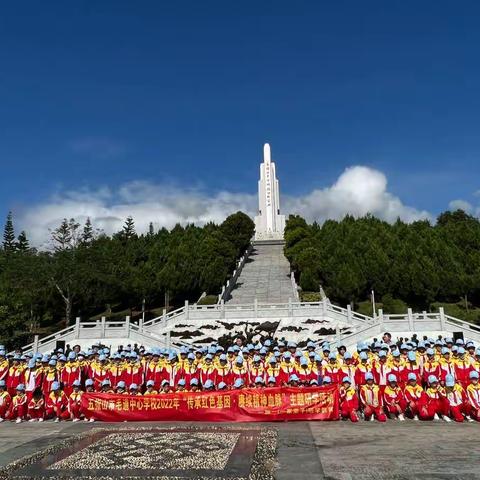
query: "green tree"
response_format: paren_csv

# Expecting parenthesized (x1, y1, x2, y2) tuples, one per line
(16, 231, 30, 252)
(2, 211, 16, 252)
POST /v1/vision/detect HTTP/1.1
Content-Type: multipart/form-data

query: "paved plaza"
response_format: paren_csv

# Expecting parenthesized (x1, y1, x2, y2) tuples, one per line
(227, 242, 294, 305)
(0, 420, 478, 479)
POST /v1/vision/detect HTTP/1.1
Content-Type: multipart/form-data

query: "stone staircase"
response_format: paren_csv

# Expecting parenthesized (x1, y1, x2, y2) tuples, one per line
(226, 241, 294, 304)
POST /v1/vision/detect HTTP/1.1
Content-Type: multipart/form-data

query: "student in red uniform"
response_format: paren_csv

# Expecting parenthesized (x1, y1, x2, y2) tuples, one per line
(61, 352, 82, 396)
(424, 375, 447, 421)
(24, 359, 43, 402)
(339, 376, 359, 422)
(354, 352, 372, 387)
(359, 372, 386, 422)
(403, 372, 428, 420)
(27, 388, 45, 422)
(422, 349, 440, 386)
(0, 379, 12, 422)
(9, 384, 28, 423)
(46, 382, 70, 422)
(6, 356, 25, 397)
(466, 370, 480, 421)
(443, 374, 468, 423)
(42, 359, 58, 397)
(383, 374, 406, 421)
(68, 380, 84, 421)
(454, 347, 472, 389)
(402, 351, 422, 386)
(215, 354, 232, 386)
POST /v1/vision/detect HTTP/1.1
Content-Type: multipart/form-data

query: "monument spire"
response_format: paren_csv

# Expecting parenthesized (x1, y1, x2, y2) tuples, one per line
(254, 143, 286, 241)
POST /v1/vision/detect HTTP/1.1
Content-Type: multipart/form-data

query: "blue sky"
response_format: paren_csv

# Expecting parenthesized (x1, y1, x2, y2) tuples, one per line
(1, 1, 480, 243)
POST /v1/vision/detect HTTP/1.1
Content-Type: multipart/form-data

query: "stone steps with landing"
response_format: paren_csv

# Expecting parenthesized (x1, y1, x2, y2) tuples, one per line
(226, 241, 294, 304)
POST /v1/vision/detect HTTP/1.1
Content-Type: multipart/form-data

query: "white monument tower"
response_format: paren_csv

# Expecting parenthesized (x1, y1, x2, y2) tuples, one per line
(254, 143, 286, 241)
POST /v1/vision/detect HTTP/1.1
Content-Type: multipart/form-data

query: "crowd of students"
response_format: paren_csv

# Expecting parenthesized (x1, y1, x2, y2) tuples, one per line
(1, 333, 480, 423)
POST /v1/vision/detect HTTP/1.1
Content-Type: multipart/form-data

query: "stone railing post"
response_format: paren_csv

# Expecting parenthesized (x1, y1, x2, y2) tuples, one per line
(221, 299, 225, 319)
(288, 297, 293, 317)
(185, 300, 189, 320)
(439, 307, 446, 330)
(126, 316, 130, 336)
(101, 316, 106, 338)
(162, 308, 167, 326)
(75, 317, 81, 339)
(346, 304, 352, 325)
(33, 335, 39, 354)
(378, 309, 384, 331)
(407, 308, 414, 331)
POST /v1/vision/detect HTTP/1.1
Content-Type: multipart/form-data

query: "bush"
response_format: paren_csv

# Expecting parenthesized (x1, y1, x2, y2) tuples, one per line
(197, 295, 218, 306)
(301, 291, 321, 302)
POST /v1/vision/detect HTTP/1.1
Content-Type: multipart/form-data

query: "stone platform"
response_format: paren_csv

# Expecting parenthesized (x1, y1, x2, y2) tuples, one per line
(0, 420, 479, 479)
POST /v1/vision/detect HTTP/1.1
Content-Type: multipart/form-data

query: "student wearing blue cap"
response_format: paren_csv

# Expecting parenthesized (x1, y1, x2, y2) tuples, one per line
(231, 356, 248, 386)
(383, 374, 406, 421)
(339, 376, 359, 422)
(10, 384, 27, 423)
(46, 381, 69, 422)
(68, 380, 83, 422)
(144, 380, 158, 395)
(0, 379, 11, 422)
(454, 347, 471, 389)
(60, 351, 82, 397)
(439, 347, 455, 385)
(466, 370, 480, 421)
(249, 356, 265, 387)
(359, 372, 386, 422)
(213, 353, 229, 385)
(443, 374, 468, 422)
(424, 375, 446, 421)
(354, 352, 372, 387)
(422, 348, 440, 385)
(199, 354, 216, 386)
(402, 351, 421, 388)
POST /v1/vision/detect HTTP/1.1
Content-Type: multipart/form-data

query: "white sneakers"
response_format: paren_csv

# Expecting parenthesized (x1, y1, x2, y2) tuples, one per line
(89, 418, 95, 422)
(0, 417, 4, 423)
(466, 416, 474, 423)
(15, 418, 22, 423)
(413, 415, 419, 421)
(38, 418, 44, 422)
(54, 418, 60, 423)
(398, 414, 405, 421)
(28, 418, 36, 422)
(433, 413, 440, 421)
(443, 416, 452, 423)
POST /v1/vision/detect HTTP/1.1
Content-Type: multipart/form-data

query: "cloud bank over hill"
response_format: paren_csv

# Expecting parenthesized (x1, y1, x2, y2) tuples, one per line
(17, 166, 431, 247)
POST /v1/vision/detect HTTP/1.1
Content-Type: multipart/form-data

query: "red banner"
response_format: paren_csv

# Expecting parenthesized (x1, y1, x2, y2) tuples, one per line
(82, 386, 339, 422)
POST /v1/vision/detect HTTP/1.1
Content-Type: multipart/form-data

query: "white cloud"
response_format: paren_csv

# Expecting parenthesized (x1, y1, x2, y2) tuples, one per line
(283, 166, 431, 224)
(448, 199, 473, 213)
(17, 165, 432, 247)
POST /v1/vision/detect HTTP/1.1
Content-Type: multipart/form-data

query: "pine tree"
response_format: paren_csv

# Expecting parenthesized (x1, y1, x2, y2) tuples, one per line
(148, 222, 155, 236)
(122, 216, 136, 239)
(3, 211, 16, 252)
(16, 231, 30, 252)
(82, 217, 94, 244)
(51, 218, 72, 251)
